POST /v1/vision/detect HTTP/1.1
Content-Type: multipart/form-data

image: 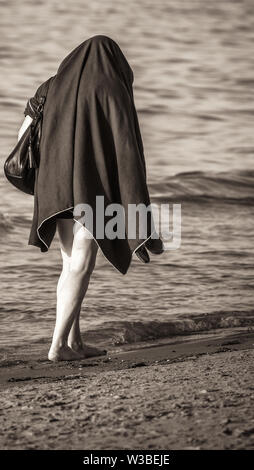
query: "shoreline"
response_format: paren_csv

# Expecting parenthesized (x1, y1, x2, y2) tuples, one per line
(0, 328, 254, 449)
(0, 327, 253, 389)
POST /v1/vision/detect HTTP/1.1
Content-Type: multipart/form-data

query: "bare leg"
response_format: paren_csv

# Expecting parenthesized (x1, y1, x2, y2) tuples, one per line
(48, 219, 103, 361)
(56, 220, 83, 353)
(66, 224, 107, 358)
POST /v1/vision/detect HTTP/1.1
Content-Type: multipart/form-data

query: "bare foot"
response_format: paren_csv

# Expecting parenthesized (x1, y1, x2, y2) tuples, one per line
(48, 345, 83, 362)
(68, 341, 107, 359)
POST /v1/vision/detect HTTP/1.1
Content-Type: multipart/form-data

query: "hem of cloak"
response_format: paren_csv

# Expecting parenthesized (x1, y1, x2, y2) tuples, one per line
(32, 209, 157, 275)
(36, 206, 75, 250)
(73, 218, 157, 275)
(32, 207, 126, 274)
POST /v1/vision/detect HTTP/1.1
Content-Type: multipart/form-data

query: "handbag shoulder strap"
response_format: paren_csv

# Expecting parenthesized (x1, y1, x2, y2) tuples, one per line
(24, 76, 54, 120)
(37, 76, 53, 102)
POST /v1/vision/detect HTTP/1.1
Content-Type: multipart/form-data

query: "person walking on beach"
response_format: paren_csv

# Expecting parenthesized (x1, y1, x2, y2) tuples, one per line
(18, 35, 163, 362)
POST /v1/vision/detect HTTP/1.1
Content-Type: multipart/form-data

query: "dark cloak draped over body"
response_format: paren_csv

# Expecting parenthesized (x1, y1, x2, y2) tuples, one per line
(25, 35, 155, 274)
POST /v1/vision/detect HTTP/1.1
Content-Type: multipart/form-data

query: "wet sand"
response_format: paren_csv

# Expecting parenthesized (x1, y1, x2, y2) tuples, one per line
(0, 329, 254, 450)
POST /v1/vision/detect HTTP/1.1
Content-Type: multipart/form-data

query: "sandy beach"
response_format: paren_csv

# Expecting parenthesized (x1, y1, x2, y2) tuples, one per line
(1, 328, 254, 450)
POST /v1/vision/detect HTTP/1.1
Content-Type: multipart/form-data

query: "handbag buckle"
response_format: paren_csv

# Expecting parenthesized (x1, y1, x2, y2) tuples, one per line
(37, 96, 46, 114)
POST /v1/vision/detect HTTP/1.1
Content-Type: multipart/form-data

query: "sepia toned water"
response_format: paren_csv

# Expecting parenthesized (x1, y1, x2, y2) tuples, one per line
(0, 0, 254, 351)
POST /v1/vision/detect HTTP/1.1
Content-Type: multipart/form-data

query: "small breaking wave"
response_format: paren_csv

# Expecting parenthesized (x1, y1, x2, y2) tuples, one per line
(150, 170, 254, 205)
(83, 309, 254, 348)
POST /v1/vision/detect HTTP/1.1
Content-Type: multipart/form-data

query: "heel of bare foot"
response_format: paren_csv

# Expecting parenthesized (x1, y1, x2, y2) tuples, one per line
(48, 345, 83, 362)
(68, 342, 107, 359)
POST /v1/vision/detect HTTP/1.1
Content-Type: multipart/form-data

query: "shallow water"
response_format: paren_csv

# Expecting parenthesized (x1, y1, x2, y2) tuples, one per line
(0, 0, 254, 350)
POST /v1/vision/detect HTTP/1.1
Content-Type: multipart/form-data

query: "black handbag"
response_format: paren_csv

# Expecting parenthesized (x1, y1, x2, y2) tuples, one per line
(4, 87, 49, 195)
